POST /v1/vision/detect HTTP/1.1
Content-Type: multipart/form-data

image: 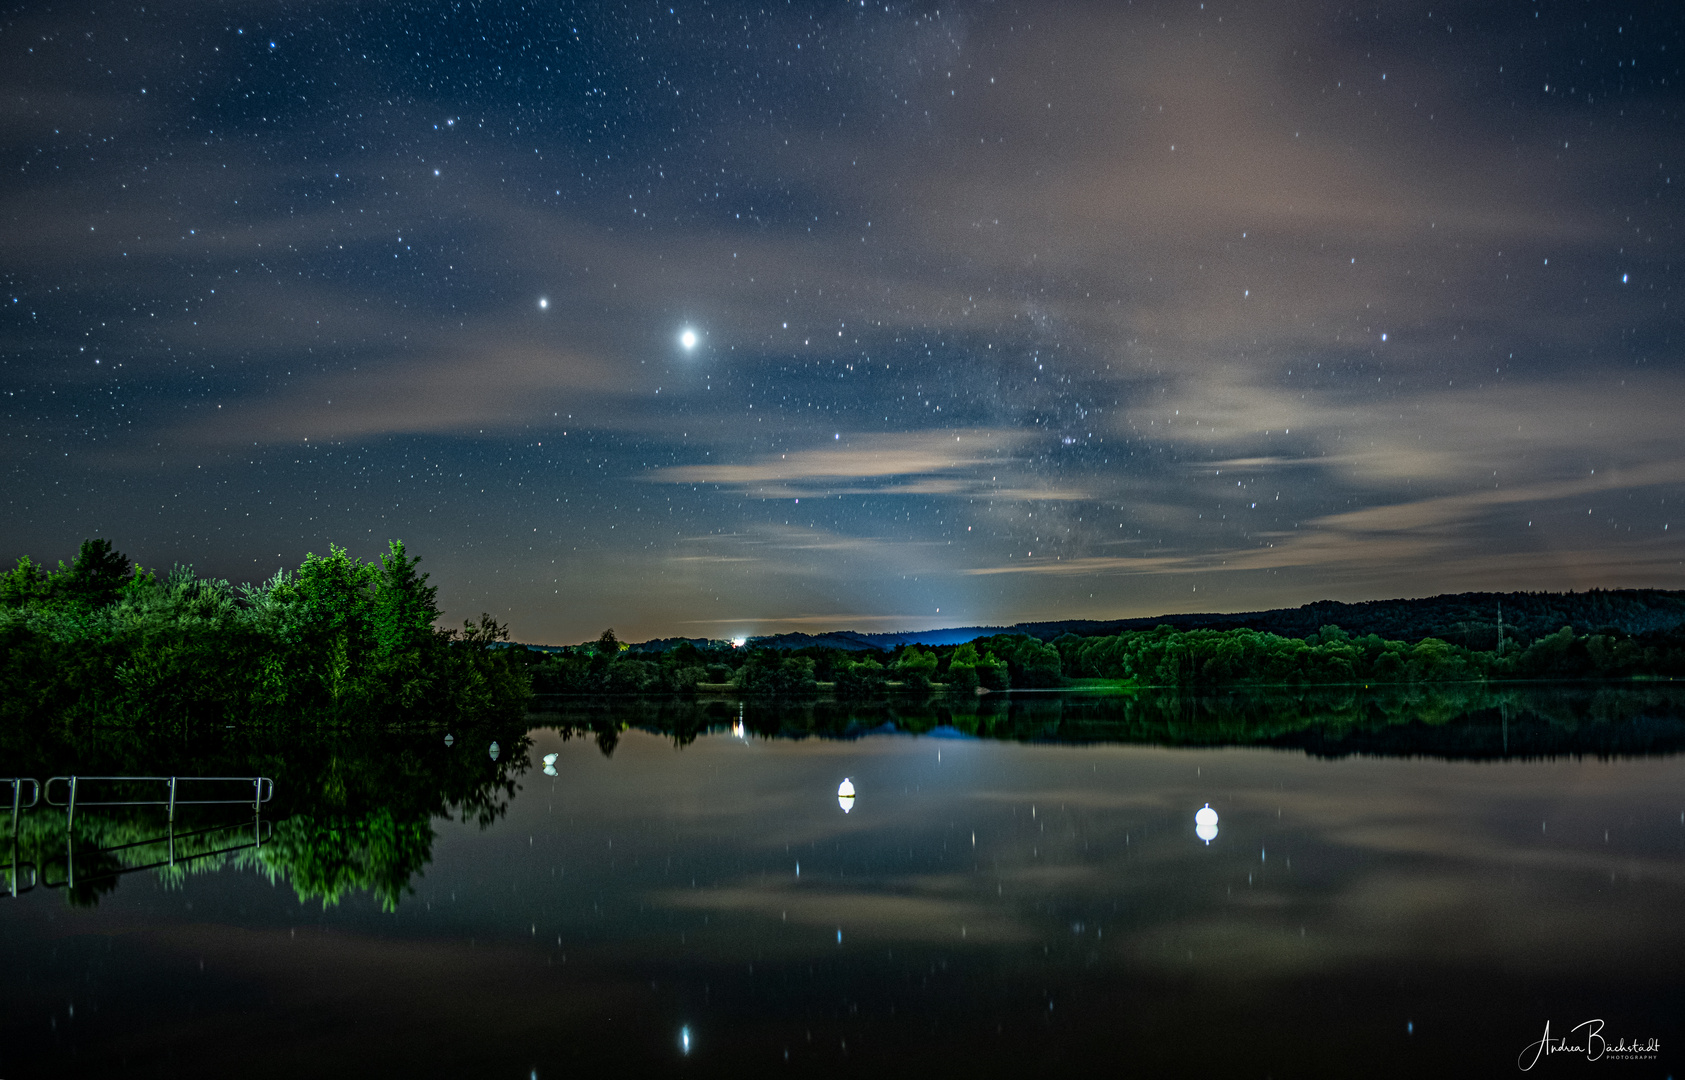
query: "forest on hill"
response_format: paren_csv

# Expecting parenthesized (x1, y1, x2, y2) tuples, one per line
(526, 618, 1685, 697)
(737, 589, 1685, 652)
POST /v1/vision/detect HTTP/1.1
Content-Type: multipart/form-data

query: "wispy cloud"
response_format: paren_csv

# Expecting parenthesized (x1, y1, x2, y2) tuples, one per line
(653, 429, 1019, 485)
(968, 459, 1685, 587)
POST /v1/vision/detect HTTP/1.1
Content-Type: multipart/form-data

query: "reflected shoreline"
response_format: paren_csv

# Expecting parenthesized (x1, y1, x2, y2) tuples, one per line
(534, 682, 1685, 762)
(6, 684, 1683, 911)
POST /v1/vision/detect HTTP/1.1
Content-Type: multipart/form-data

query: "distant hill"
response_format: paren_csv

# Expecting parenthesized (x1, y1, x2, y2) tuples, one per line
(733, 589, 1685, 653)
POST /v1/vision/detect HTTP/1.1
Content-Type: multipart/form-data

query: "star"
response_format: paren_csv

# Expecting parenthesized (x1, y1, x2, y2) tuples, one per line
(679, 328, 698, 349)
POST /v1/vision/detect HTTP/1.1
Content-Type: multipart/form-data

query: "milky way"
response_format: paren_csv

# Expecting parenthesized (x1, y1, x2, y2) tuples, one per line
(3, 1, 1682, 642)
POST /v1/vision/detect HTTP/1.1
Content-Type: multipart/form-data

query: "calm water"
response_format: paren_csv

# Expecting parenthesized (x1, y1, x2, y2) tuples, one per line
(4, 688, 1683, 1077)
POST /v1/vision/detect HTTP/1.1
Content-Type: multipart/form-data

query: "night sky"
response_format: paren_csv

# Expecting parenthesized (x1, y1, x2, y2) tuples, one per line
(3, 0, 1683, 644)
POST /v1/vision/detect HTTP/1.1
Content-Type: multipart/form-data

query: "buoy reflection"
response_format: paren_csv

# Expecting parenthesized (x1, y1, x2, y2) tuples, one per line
(1195, 803, 1219, 844)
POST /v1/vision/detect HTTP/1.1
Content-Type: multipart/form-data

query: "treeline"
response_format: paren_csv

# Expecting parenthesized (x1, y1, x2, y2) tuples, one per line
(8, 539, 1685, 716)
(1054, 623, 1685, 687)
(527, 621, 1685, 696)
(0, 538, 530, 725)
(1006, 588, 1685, 651)
(526, 630, 1050, 696)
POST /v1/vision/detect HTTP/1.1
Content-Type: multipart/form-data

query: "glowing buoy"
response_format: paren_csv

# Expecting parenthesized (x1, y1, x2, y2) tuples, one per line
(489, 741, 500, 762)
(1195, 803, 1219, 845)
(837, 777, 855, 814)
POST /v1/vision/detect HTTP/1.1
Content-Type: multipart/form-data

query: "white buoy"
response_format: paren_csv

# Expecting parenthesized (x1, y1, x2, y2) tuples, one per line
(489, 741, 500, 762)
(542, 753, 558, 766)
(837, 777, 856, 814)
(1195, 803, 1218, 845)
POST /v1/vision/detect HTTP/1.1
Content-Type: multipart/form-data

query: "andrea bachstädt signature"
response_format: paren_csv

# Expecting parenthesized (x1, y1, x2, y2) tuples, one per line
(1517, 1019, 1661, 1071)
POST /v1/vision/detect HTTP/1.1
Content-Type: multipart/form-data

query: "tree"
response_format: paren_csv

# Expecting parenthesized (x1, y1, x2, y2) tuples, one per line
(893, 645, 938, 692)
(371, 540, 443, 707)
(53, 539, 133, 609)
(269, 545, 379, 707)
(946, 642, 980, 692)
(0, 556, 49, 607)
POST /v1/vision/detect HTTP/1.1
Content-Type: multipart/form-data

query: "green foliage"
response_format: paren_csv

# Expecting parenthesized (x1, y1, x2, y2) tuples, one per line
(891, 644, 937, 692)
(1, 720, 530, 909)
(979, 635, 1064, 687)
(733, 653, 817, 697)
(834, 656, 886, 697)
(0, 538, 531, 726)
(1051, 624, 1487, 688)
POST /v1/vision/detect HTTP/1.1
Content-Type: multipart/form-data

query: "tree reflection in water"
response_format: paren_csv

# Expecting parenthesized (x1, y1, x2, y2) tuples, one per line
(2, 718, 533, 909)
(536, 681, 1685, 759)
(8, 683, 1685, 910)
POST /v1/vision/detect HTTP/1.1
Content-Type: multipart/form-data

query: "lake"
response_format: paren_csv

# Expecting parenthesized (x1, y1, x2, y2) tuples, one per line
(3, 686, 1682, 1076)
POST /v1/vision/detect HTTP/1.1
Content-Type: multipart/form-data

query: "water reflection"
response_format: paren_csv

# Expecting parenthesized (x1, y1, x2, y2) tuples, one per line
(4, 685, 1684, 912)
(1, 721, 530, 909)
(534, 681, 1685, 759)
(1195, 803, 1219, 844)
(3, 688, 1684, 1076)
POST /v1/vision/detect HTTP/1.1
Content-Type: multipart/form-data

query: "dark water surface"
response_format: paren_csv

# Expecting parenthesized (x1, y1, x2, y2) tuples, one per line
(4, 688, 1684, 1077)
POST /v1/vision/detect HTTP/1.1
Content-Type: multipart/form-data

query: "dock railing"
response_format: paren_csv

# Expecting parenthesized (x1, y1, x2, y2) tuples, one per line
(3, 778, 42, 898)
(44, 775, 273, 826)
(37, 815, 274, 892)
(6, 775, 276, 897)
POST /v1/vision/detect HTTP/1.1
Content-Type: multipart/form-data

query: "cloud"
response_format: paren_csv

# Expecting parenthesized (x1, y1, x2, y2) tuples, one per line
(192, 337, 634, 444)
(967, 458, 1685, 588)
(650, 429, 1027, 491)
(1139, 373, 1685, 487)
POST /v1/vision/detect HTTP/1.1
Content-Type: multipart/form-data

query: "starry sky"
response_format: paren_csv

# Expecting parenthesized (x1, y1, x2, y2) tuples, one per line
(3, 0, 1683, 644)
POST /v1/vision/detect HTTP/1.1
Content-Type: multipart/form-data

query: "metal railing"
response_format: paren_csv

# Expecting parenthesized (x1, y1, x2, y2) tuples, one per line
(4, 778, 42, 897)
(6, 777, 40, 818)
(38, 816, 274, 892)
(43, 775, 273, 825)
(5, 775, 276, 897)
(3, 859, 36, 898)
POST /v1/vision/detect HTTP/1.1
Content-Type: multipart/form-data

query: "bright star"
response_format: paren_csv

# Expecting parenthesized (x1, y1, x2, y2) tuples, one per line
(537, 297, 549, 310)
(680, 328, 698, 349)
